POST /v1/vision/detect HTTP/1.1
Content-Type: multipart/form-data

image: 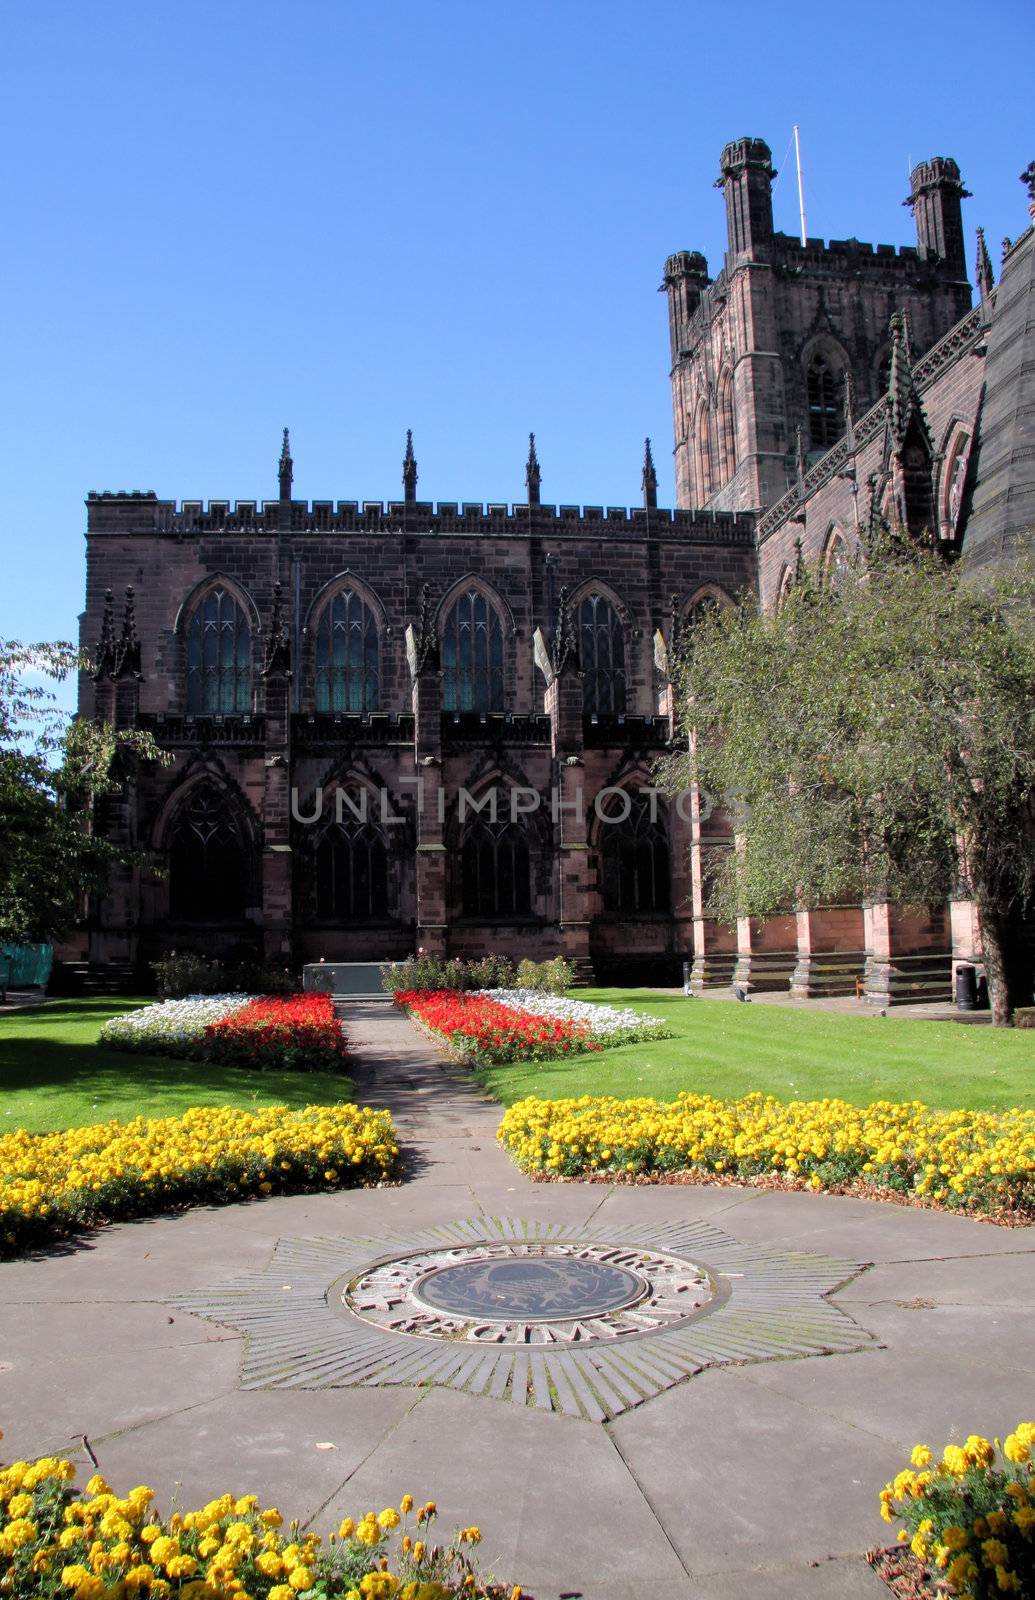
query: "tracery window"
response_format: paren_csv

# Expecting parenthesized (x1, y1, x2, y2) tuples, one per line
(806, 353, 843, 451)
(169, 783, 251, 921)
(579, 594, 626, 715)
(461, 818, 531, 918)
(315, 814, 389, 920)
(185, 588, 251, 713)
(823, 530, 851, 589)
(600, 797, 670, 915)
(314, 590, 379, 713)
(442, 590, 504, 712)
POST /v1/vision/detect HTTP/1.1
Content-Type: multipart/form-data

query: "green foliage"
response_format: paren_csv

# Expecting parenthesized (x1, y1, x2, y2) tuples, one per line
(151, 950, 297, 998)
(515, 956, 577, 994)
(664, 539, 1035, 1019)
(382, 952, 517, 993)
(0, 639, 170, 944)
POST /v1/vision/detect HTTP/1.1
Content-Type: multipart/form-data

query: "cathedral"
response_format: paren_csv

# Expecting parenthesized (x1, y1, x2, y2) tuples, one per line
(77, 138, 1035, 999)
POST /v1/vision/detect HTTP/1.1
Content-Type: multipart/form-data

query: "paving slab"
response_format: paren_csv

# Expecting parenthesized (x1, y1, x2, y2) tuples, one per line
(320, 1386, 695, 1600)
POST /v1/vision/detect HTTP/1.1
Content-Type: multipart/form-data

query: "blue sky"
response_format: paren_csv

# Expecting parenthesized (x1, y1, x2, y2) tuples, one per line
(2, 0, 1032, 689)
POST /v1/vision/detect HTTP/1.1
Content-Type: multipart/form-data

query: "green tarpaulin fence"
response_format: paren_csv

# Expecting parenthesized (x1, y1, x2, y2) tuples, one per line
(0, 943, 54, 991)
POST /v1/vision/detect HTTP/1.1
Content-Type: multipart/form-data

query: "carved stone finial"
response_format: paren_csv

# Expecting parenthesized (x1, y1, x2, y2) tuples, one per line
(795, 425, 808, 493)
(403, 429, 417, 504)
(278, 428, 293, 500)
(93, 588, 117, 681)
(642, 436, 658, 510)
(262, 580, 292, 678)
(887, 311, 916, 446)
(525, 433, 541, 508)
(975, 227, 995, 302)
(112, 585, 142, 680)
(406, 582, 439, 677)
(843, 372, 857, 454)
(551, 585, 579, 677)
(1020, 161, 1035, 215)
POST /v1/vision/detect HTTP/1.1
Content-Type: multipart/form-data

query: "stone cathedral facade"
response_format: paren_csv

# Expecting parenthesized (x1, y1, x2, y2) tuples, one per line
(77, 139, 1035, 998)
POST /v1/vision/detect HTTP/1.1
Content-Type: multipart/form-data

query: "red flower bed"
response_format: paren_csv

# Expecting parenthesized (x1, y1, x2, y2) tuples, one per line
(204, 993, 349, 1073)
(394, 988, 601, 1065)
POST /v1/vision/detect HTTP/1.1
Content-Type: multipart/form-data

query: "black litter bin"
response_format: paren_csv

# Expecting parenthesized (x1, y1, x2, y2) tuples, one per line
(956, 963, 977, 1011)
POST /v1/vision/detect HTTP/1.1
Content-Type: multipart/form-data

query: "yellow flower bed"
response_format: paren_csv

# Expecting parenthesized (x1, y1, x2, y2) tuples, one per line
(497, 1092, 1035, 1221)
(0, 1436, 520, 1599)
(877, 1424, 1035, 1596)
(0, 1104, 399, 1257)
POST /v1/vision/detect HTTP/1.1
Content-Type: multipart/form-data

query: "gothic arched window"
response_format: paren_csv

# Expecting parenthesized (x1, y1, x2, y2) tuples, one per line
(461, 818, 531, 918)
(315, 814, 389, 920)
(314, 590, 380, 713)
(169, 783, 252, 921)
(806, 353, 843, 451)
(823, 529, 851, 589)
(579, 593, 626, 715)
(717, 374, 737, 486)
(942, 431, 970, 537)
(442, 590, 505, 712)
(185, 588, 252, 713)
(600, 797, 670, 914)
(693, 400, 713, 501)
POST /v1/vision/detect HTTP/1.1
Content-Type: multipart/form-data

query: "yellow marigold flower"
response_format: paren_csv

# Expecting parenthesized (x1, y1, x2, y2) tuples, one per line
(149, 1534, 180, 1566)
(6, 1491, 33, 1518)
(60, 1564, 93, 1589)
(987, 1510, 1007, 1534)
(413, 1540, 425, 1562)
(83, 1476, 109, 1497)
(981, 1537, 1009, 1567)
(260, 1508, 284, 1529)
(943, 1445, 969, 1476)
(1005, 1433, 1032, 1465)
(1013, 1504, 1035, 1536)
(378, 1507, 401, 1530)
(256, 1550, 285, 1577)
(910, 1445, 933, 1468)
(166, 1554, 198, 1579)
(339, 1517, 356, 1538)
(400, 1494, 413, 1514)
(140, 1523, 162, 1544)
(943, 1526, 968, 1551)
(233, 1494, 259, 1514)
(288, 1566, 315, 1591)
(268, 1587, 297, 1600)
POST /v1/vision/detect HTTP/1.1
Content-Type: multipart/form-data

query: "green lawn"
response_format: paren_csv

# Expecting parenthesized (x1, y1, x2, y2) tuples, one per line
(0, 998, 354, 1135)
(476, 988, 1035, 1113)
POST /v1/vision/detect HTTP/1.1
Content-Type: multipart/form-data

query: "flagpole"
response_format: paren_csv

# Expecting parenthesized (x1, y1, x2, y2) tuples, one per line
(793, 124, 807, 247)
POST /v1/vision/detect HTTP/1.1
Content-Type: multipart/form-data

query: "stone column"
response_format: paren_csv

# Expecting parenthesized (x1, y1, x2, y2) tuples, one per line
(863, 901, 952, 1005)
(791, 906, 866, 998)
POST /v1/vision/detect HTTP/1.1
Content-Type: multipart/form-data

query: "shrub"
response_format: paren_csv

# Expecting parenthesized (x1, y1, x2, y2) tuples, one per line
(152, 951, 297, 999)
(0, 1101, 398, 1257)
(0, 1447, 517, 1598)
(1012, 1007, 1035, 1029)
(515, 957, 576, 994)
(497, 1091, 1035, 1221)
(203, 993, 349, 1072)
(381, 954, 521, 994)
(878, 1424, 1035, 1596)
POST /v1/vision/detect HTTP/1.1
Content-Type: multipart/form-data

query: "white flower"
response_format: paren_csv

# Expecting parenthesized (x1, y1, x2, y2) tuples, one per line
(100, 995, 253, 1052)
(474, 989, 668, 1043)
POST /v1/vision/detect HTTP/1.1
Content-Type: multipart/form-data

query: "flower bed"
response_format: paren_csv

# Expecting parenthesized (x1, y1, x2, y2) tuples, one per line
(204, 994, 349, 1072)
(100, 993, 348, 1073)
(873, 1424, 1035, 1596)
(0, 1102, 398, 1257)
(98, 995, 253, 1057)
(0, 1441, 523, 1599)
(497, 1091, 1035, 1222)
(394, 989, 669, 1065)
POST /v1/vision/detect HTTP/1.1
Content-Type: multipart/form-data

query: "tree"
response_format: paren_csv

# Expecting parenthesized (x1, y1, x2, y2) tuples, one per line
(665, 537, 1035, 1026)
(0, 639, 167, 945)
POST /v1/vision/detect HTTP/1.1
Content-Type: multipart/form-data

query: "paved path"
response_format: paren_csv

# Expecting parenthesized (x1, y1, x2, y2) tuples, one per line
(3, 1001, 1034, 1600)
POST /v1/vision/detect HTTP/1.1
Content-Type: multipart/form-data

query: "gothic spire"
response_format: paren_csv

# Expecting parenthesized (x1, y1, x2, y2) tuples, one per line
(887, 310, 921, 448)
(93, 589, 116, 681)
(795, 425, 808, 494)
(112, 585, 142, 680)
(642, 436, 658, 510)
(525, 433, 541, 508)
(551, 584, 578, 676)
(407, 582, 440, 675)
(975, 226, 995, 302)
(262, 580, 292, 677)
(843, 371, 857, 455)
(403, 429, 417, 504)
(278, 428, 293, 500)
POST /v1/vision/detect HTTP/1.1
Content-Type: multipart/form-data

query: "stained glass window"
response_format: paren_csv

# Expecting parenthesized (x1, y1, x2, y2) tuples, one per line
(314, 591, 379, 713)
(806, 353, 843, 451)
(186, 588, 251, 713)
(461, 819, 531, 917)
(442, 590, 504, 712)
(579, 594, 626, 715)
(600, 797, 670, 914)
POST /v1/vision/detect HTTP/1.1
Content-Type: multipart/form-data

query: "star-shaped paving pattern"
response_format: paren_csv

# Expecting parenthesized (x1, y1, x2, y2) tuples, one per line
(168, 1215, 878, 1421)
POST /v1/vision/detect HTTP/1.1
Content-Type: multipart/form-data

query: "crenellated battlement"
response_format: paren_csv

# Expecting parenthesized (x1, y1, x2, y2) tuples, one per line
(86, 493, 757, 543)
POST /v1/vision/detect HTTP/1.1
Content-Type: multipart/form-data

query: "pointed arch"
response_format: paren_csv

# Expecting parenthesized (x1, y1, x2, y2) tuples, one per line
(177, 575, 256, 715)
(692, 397, 713, 502)
(573, 585, 627, 715)
(445, 770, 545, 921)
(776, 565, 794, 609)
(307, 578, 382, 713)
(716, 368, 737, 487)
(936, 420, 974, 540)
(681, 582, 735, 627)
(802, 338, 848, 452)
(822, 525, 851, 588)
(592, 784, 671, 916)
(437, 578, 509, 712)
(159, 772, 259, 923)
(303, 571, 387, 633)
